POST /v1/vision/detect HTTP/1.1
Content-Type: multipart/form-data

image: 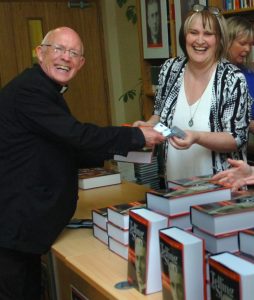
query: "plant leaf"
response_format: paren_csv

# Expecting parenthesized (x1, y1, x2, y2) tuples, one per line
(126, 5, 137, 24)
(116, 0, 128, 8)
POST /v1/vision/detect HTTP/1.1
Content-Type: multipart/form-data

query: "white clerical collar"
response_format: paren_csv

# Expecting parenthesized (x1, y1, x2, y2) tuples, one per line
(60, 86, 68, 94)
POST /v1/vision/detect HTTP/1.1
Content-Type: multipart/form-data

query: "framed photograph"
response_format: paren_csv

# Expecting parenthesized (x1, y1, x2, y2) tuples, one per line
(140, 0, 169, 59)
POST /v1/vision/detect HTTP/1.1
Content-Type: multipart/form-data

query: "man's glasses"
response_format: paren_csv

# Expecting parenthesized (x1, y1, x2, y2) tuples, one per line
(192, 4, 221, 16)
(41, 44, 83, 58)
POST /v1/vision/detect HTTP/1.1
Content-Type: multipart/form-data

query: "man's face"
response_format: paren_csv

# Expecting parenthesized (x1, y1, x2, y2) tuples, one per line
(147, 2, 160, 37)
(36, 28, 85, 85)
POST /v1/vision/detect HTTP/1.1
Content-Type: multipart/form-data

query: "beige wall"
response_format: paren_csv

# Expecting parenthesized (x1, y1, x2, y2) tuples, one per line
(101, 0, 142, 125)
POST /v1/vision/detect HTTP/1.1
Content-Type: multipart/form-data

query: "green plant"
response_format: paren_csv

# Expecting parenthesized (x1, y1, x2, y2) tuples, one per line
(116, 0, 137, 24)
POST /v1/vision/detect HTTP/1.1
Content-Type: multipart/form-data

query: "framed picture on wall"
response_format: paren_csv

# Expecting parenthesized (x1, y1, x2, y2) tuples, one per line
(140, 0, 169, 59)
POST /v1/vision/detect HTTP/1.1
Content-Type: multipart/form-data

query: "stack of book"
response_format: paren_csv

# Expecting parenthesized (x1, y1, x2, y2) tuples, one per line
(107, 200, 146, 260)
(134, 156, 160, 190)
(146, 182, 231, 231)
(191, 195, 254, 254)
(92, 206, 109, 245)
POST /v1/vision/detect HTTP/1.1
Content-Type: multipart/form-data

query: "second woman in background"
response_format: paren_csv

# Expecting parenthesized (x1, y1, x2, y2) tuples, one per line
(134, 5, 251, 182)
(227, 16, 254, 133)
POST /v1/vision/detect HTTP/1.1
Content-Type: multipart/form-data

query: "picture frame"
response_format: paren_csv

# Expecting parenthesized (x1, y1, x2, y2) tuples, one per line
(140, 0, 169, 59)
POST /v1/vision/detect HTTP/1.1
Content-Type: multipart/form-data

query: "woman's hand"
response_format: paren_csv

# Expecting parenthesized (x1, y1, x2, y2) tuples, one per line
(212, 158, 254, 191)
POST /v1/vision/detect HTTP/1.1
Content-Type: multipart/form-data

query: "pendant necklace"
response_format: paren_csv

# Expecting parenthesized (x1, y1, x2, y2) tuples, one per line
(188, 97, 202, 127)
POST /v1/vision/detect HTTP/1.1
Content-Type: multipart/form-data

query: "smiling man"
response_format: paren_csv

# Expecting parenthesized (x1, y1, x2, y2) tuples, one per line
(0, 27, 165, 300)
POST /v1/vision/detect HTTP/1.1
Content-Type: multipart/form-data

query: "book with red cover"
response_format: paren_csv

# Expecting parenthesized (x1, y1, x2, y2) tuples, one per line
(159, 227, 206, 300)
(209, 252, 254, 300)
(146, 182, 231, 216)
(127, 208, 167, 295)
(191, 196, 254, 235)
(108, 237, 128, 260)
(107, 200, 146, 230)
(92, 224, 108, 245)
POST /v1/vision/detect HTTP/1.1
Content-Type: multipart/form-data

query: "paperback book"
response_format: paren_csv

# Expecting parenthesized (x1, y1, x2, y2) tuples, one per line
(209, 252, 254, 300)
(193, 226, 239, 254)
(107, 200, 146, 230)
(92, 206, 108, 230)
(146, 182, 231, 216)
(167, 174, 213, 188)
(159, 227, 206, 300)
(108, 237, 128, 260)
(191, 197, 254, 235)
(107, 222, 129, 245)
(127, 208, 168, 295)
(92, 224, 108, 245)
(78, 167, 121, 190)
(113, 147, 154, 164)
(239, 227, 254, 257)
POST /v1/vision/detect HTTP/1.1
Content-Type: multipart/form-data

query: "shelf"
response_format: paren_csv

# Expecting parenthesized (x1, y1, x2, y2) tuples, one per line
(222, 7, 254, 15)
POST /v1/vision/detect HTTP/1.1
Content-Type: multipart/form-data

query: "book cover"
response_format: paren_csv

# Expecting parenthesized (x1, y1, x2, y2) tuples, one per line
(209, 252, 254, 300)
(159, 227, 206, 300)
(191, 197, 254, 235)
(107, 200, 146, 230)
(78, 167, 121, 190)
(92, 206, 108, 230)
(239, 227, 254, 257)
(114, 147, 154, 164)
(127, 208, 168, 295)
(108, 237, 128, 260)
(107, 222, 129, 245)
(147, 182, 231, 216)
(167, 174, 213, 188)
(193, 226, 239, 254)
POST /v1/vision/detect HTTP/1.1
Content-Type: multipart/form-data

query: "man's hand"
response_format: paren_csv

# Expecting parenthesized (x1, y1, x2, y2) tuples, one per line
(139, 126, 165, 147)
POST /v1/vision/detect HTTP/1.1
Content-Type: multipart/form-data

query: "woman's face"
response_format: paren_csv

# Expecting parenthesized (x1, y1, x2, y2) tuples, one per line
(228, 34, 253, 66)
(185, 15, 217, 66)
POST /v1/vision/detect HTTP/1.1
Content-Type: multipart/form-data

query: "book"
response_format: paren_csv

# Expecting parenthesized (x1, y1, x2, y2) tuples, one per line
(146, 183, 231, 216)
(209, 252, 254, 300)
(159, 227, 206, 300)
(127, 208, 168, 295)
(92, 224, 108, 245)
(107, 222, 129, 245)
(168, 212, 192, 230)
(107, 200, 146, 230)
(167, 174, 213, 188)
(191, 197, 254, 236)
(114, 147, 154, 164)
(239, 228, 254, 257)
(92, 206, 108, 230)
(193, 226, 239, 254)
(108, 237, 128, 260)
(78, 167, 121, 190)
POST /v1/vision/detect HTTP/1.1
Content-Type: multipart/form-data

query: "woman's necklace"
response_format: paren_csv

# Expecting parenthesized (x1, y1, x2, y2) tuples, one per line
(188, 98, 202, 127)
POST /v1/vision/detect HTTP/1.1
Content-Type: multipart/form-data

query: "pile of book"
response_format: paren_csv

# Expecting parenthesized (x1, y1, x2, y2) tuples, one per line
(92, 200, 146, 259)
(134, 156, 160, 190)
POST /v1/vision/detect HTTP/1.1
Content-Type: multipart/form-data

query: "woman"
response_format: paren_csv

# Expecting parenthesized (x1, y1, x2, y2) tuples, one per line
(134, 4, 251, 181)
(227, 16, 254, 133)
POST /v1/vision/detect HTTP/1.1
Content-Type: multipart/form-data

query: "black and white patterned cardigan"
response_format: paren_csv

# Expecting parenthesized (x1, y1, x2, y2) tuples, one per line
(154, 56, 252, 173)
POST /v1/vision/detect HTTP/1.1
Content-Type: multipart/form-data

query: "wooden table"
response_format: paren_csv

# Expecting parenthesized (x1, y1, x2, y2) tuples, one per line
(51, 181, 163, 300)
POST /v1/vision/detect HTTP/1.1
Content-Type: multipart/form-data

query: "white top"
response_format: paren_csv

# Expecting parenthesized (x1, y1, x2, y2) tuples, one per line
(166, 70, 215, 180)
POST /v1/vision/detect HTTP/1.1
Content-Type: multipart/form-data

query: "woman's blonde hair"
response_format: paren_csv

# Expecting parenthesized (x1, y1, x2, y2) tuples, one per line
(181, 10, 228, 61)
(227, 16, 254, 68)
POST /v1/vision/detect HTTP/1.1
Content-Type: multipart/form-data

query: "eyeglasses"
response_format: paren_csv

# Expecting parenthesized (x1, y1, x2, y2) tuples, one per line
(192, 4, 221, 16)
(41, 44, 83, 58)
